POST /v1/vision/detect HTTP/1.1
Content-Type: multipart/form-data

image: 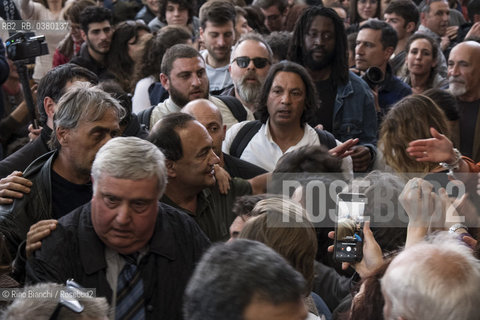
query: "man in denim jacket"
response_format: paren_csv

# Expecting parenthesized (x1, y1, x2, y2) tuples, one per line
(288, 6, 377, 172)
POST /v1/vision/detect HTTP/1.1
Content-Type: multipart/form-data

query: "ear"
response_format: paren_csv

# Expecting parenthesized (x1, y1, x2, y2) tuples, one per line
(80, 29, 87, 42)
(44, 96, 55, 118)
(405, 22, 416, 34)
(228, 64, 232, 73)
(160, 73, 169, 91)
(199, 27, 204, 42)
(384, 46, 395, 60)
(165, 159, 176, 178)
(56, 126, 69, 146)
(420, 12, 426, 24)
(221, 124, 227, 141)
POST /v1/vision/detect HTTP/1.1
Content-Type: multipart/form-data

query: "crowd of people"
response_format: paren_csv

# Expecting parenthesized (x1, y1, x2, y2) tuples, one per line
(0, 0, 480, 318)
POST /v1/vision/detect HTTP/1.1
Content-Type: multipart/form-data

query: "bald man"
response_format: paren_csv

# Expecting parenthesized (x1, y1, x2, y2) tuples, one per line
(182, 99, 266, 179)
(382, 234, 480, 320)
(448, 41, 480, 161)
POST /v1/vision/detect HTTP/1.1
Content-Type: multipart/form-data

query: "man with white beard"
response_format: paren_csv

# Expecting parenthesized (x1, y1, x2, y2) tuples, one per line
(448, 40, 480, 162)
(221, 33, 273, 113)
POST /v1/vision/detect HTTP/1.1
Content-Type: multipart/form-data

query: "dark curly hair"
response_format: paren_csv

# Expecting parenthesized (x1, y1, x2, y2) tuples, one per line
(159, 0, 196, 25)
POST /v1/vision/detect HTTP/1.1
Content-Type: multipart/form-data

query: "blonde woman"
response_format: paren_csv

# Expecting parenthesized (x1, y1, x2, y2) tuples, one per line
(379, 94, 450, 174)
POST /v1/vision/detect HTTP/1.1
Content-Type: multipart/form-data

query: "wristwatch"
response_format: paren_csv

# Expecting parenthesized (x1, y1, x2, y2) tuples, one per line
(449, 223, 468, 234)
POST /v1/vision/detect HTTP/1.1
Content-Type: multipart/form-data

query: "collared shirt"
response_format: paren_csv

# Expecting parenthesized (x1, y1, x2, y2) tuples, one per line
(150, 96, 254, 130)
(105, 247, 148, 319)
(26, 201, 211, 320)
(161, 178, 252, 242)
(223, 120, 353, 174)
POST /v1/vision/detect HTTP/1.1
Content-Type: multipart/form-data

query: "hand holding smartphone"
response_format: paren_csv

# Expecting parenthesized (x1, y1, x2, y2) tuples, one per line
(334, 193, 367, 263)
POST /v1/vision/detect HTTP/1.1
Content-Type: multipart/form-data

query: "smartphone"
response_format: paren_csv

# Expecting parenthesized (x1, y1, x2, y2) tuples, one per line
(334, 193, 367, 263)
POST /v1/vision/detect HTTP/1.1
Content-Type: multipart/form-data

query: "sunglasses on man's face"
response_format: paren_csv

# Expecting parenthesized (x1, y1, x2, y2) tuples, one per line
(233, 56, 271, 69)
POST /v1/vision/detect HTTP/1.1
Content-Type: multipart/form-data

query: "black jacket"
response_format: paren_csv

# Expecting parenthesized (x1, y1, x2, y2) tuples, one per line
(0, 150, 55, 258)
(26, 201, 210, 320)
(0, 126, 51, 179)
(70, 43, 110, 80)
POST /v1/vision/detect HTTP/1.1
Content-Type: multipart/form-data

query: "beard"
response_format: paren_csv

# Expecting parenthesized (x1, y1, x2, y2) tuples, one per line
(169, 84, 209, 107)
(448, 76, 467, 97)
(235, 71, 263, 105)
(87, 37, 110, 55)
(303, 48, 334, 71)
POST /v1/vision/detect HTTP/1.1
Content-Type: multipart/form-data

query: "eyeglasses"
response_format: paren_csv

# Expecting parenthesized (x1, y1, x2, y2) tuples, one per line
(233, 56, 271, 69)
(49, 280, 85, 320)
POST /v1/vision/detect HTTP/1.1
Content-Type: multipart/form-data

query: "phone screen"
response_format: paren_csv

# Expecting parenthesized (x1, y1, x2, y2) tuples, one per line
(334, 193, 367, 262)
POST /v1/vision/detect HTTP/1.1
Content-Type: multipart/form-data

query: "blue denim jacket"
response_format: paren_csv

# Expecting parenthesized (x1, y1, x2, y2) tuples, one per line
(333, 71, 378, 147)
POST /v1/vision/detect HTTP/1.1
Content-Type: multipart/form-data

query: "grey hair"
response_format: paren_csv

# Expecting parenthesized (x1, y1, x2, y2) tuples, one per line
(382, 232, 480, 320)
(1, 283, 109, 319)
(184, 239, 306, 320)
(252, 197, 308, 220)
(421, 0, 447, 13)
(230, 32, 274, 63)
(49, 82, 125, 150)
(91, 137, 168, 198)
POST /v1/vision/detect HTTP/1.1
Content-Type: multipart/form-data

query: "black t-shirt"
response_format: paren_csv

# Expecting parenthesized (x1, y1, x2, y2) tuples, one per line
(51, 169, 92, 219)
(458, 99, 480, 160)
(312, 78, 337, 132)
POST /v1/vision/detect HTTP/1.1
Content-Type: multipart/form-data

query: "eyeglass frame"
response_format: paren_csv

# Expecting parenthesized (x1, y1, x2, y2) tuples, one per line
(232, 56, 271, 69)
(49, 279, 85, 320)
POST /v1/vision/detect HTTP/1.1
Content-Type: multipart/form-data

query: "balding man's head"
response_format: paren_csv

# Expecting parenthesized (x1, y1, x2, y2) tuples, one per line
(182, 99, 226, 157)
(148, 112, 220, 192)
(382, 233, 480, 320)
(448, 41, 480, 102)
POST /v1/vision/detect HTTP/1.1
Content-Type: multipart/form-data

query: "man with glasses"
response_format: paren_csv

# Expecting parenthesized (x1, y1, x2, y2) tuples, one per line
(222, 33, 273, 113)
(141, 44, 253, 130)
(287, 6, 377, 172)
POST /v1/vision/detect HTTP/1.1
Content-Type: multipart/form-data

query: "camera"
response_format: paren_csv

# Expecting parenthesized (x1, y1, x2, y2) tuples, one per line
(4, 31, 49, 129)
(5, 31, 48, 62)
(361, 66, 383, 90)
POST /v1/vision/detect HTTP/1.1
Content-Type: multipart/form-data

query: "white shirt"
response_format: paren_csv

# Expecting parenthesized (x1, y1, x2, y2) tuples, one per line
(132, 76, 156, 114)
(150, 96, 254, 130)
(223, 120, 353, 174)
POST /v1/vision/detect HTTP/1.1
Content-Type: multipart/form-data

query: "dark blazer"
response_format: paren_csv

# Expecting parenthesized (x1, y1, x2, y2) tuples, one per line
(26, 201, 210, 320)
